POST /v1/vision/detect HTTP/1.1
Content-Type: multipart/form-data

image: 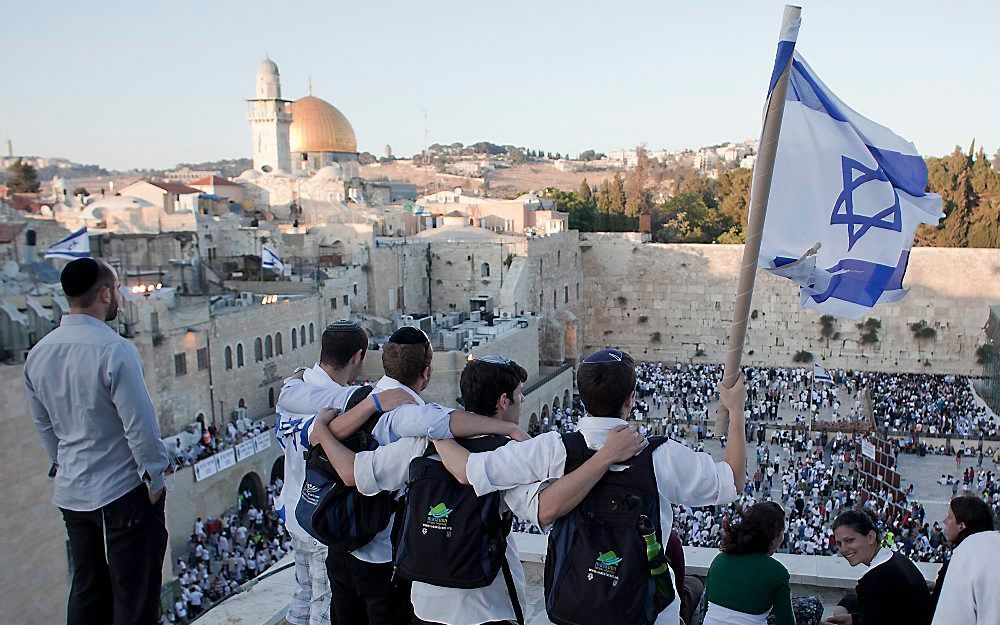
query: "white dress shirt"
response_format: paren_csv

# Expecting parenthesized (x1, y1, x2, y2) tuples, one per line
(350, 375, 455, 564)
(24, 314, 170, 511)
(275, 364, 354, 540)
(354, 435, 545, 625)
(464, 415, 739, 625)
(931, 531, 1000, 625)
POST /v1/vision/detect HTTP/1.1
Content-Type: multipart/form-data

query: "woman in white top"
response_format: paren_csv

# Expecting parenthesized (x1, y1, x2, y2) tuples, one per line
(930, 496, 999, 625)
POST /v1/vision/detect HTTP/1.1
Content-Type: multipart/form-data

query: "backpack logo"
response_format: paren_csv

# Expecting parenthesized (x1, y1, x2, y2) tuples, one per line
(301, 482, 321, 506)
(587, 551, 623, 585)
(422, 502, 454, 536)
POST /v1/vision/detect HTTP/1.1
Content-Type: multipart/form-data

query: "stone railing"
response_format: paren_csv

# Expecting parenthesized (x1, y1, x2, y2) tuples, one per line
(196, 533, 941, 625)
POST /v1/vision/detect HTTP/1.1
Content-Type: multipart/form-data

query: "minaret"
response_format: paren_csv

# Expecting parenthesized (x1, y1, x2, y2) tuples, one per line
(246, 56, 292, 173)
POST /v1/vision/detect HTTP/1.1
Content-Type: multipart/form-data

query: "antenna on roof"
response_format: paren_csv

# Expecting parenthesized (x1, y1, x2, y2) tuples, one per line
(307, 77, 313, 96)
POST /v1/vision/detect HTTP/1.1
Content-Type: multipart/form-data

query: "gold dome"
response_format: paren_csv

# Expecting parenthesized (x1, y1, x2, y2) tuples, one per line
(289, 95, 357, 154)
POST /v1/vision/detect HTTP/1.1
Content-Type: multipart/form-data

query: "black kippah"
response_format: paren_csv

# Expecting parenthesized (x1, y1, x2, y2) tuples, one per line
(326, 320, 361, 332)
(389, 326, 428, 345)
(61, 258, 100, 297)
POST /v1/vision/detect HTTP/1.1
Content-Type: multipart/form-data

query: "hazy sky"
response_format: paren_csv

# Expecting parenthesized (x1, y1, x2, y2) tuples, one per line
(5, 0, 998, 170)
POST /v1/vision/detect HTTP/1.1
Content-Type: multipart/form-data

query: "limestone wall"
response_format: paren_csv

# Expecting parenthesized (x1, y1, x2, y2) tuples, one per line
(366, 242, 431, 318)
(209, 295, 330, 421)
(580, 240, 999, 375)
(0, 364, 68, 625)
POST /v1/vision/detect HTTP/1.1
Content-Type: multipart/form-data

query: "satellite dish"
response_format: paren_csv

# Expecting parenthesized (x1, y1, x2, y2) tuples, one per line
(261, 165, 273, 173)
(2, 260, 19, 278)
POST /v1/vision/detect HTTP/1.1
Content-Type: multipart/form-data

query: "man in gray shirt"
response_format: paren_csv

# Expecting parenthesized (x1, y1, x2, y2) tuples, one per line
(24, 258, 171, 625)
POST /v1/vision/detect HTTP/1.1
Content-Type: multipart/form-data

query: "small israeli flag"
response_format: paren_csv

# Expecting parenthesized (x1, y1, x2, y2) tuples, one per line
(757, 31, 943, 319)
(813, 363, 834, 384)
(261, 244, 284, 273)
(44, 226, 91, 260)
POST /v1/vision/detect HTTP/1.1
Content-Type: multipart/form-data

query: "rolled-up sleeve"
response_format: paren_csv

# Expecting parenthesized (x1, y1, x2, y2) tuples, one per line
(653, 440, 738, 507)
(373, 404, 455, 444)
(354, 437, 428, 496)
(503, 481, 553, 533)
(466, 432, 566, 497)
(109, 343, 170, 493)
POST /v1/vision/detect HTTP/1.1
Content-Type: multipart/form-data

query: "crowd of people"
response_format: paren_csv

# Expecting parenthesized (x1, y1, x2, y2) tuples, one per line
(159, 480, 290, 624)
(168, 416, 272, 469)
(516, 362, 1000, 569)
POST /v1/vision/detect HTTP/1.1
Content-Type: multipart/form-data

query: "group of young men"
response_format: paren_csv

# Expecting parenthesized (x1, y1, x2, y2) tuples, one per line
(275, 320, 749, 625)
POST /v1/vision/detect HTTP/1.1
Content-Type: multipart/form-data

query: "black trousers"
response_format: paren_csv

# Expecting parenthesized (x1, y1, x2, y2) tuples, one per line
(60, 484, 168, 625)
(326, 548, 411, 625)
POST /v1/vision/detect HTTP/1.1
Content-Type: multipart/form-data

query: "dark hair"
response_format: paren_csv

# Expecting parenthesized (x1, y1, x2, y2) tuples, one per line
(382, 339, 432, 386)
(576, 350, 636, 418)
(66, 261, 116, 308)
(460, 358, 528, 416)
(319, 325, 368, 368)
(720, 501, 786, 555)
(832, 509, 881, 539)
(949, 495, 995, 545)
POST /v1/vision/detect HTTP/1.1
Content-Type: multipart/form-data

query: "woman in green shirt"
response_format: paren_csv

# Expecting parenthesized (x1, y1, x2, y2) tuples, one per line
(704, 501, 794, 625)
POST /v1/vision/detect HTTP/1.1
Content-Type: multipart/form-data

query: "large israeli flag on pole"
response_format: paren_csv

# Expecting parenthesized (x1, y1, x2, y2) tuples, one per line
(44, 226, 91, 260)
(813, 362, 834, 384)
(757, 41, 943, 319)
(261, 244, 284, 273)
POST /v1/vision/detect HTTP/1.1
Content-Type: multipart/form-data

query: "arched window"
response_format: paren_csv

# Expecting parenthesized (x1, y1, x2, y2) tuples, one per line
(276, 332, 283, 355)
(224, 346, 233, 370)
(254, 338, 263, 362)
(265, 335, 273, 358)
(236, 343, 245, 367)
(300, 325, 306, 346)
(268, 387, 276, 408)
(309, 323, 315, 343)
(291, 328, 297, 349)
(480, 262, 491, 278)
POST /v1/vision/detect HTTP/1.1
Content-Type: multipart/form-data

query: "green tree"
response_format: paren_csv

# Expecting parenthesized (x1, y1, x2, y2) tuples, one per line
(609, 171, 625, 215)
(717, 167, 753, 228)
(6, 158, 40, 193)
(508, 147, 526, 165)
(579, 178, 593, 203)
(653, 193, 733, 243)
(625, 147, 650, 217)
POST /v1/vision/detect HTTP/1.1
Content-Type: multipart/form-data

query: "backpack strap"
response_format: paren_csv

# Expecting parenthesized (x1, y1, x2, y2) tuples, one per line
(500, 554, 525, 625)
(456, 434, 511, 454)
(560, 431, 592, 474)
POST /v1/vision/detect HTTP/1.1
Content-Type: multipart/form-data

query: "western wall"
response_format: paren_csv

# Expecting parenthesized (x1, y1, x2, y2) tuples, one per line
(579, 237, 1000, 375)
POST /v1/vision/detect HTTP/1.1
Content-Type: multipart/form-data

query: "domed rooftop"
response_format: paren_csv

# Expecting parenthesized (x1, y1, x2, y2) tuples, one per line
(289, 95, 357, 154)
(313, 164, 344, 180)
(258, 57, 279, 75)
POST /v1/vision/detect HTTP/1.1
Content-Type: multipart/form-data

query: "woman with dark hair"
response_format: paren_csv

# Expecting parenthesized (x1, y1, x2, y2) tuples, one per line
(823, 509, 931, 625)
(930, 496, 999, 624)
(703, 501, 794, 625)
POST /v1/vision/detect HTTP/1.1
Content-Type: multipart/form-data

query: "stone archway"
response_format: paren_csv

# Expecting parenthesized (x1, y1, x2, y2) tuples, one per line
(237, 472, 265, 513)
(270, 457, 284, 486)
(528, 413, 539, 436)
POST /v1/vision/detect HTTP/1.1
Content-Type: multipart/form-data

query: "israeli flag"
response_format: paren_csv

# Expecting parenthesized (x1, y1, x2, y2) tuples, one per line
(44, 226, 91, 260)
(813, 362, 834, 384)
(261, 244, 284, 273)
(757, 29, 943, 319)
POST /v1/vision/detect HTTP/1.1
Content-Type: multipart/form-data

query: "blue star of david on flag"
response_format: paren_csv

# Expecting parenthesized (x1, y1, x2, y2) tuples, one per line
(830, 156, 902, 250)
(44, 226, 91, 260)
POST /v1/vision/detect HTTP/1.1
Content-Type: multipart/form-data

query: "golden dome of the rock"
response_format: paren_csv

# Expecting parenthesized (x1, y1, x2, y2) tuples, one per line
(289, 95, 357, 154)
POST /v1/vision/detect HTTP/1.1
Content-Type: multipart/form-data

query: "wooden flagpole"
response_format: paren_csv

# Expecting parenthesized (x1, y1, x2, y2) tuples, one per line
(717, 5, 801, 433)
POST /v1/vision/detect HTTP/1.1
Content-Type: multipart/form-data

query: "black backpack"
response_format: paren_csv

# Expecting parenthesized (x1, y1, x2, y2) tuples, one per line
(543, 432, 672, 625)
(295, 386, 395, 551)
(393, 435, 524, 623)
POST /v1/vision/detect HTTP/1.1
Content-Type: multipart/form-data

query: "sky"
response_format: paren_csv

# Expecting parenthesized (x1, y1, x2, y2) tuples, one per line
(4, 0, 999, 171)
